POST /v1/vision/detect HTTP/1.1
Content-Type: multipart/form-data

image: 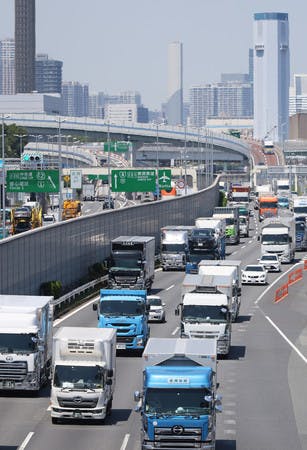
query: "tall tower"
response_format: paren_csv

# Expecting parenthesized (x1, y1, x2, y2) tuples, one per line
(166, 41, 183, 126)
(0, 39, 15, 94)
(253, 12, 290, 142)
(15, 0, 36, 93)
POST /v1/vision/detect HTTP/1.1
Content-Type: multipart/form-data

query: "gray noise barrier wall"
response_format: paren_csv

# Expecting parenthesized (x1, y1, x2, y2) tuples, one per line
(0, 180, 219, 295)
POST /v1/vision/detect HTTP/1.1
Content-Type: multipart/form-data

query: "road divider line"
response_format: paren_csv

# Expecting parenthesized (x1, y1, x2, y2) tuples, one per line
(18, 432, 34, 450)
(265, 315, 307, 364)
(120, 433, 130, 450)
(241, 245, 246, 249)
(166, 284, 175, 291)
(172, 326, 180, 336)
(53, 296, 99, 327)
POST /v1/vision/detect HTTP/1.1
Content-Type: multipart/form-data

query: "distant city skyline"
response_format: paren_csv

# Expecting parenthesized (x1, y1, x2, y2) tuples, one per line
(1, 0, 307, 109)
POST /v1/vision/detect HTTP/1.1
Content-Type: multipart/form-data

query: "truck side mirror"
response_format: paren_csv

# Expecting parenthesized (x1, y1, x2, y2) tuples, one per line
(175, 308, 180, 316)
(106, 379, 112, 386)
(107, 369, 113, 378)
(257, 235, 260, 241)
(134, 390, 141, 402)
(237, 287, 241, 296)
(93, 303, 98, 311)
(289, 237, 292, 243)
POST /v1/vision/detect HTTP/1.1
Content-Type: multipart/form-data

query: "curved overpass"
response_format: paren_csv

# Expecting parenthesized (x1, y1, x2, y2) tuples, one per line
(5, 113, 251, 161)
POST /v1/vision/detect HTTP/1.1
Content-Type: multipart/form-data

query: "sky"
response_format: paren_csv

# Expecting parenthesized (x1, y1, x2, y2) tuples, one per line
(1, 0, 307, 110)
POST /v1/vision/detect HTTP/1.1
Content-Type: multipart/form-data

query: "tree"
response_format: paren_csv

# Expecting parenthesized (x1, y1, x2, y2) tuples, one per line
(2, 124, 28, 158)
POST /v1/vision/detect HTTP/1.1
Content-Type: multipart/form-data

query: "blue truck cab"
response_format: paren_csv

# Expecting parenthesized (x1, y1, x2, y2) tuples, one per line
(135, 338, 221, 450)
(93, 289, 149, 352)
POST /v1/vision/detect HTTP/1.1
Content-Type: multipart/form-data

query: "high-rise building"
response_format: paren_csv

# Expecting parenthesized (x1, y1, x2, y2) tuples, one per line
(62, 81, 89, 117)
(189, 82, 253, 127)
(289, 74, 307, 116)
(253, 12, 290, 141)
(105, 103, 148, 124)
(35, 54, 63, 94)
(248, 48, 254, 83)
(15, 0, 36, 93)
(0, 39, 15, 94)
(166, 41, 183, 125)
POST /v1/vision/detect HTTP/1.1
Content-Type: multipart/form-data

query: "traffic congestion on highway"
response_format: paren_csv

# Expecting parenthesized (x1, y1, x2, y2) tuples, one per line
(0, 171, 307, 450)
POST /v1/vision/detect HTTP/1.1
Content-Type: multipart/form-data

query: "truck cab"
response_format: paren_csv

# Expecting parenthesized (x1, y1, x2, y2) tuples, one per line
(93, 289, 150, 353)
(134, 338, 221, 450)
(160, 227, 189, 271)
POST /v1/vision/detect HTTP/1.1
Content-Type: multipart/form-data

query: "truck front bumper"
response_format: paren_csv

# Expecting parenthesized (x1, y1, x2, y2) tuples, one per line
(51, 406, 106, 420)
(217, 337, 230, 355)
(142, 441, 215, 450)
(116, 335, 146, 350)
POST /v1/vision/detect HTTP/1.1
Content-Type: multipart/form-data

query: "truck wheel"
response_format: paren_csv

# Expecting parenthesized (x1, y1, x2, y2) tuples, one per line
(52, 417, 59, 425)
(106, 399, 113, 416)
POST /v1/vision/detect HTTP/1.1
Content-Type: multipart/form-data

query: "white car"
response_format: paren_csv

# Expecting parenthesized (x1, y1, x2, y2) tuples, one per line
(258, 254, 280, 272)
(42, 214, 56, 226)
(241, 264, 268, 285)
(147, 295, 166, 323)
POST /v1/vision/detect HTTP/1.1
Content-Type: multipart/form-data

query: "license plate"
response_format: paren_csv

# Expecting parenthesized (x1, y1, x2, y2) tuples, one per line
(116, 343, 126, 350)
(73, 411, 82, 418)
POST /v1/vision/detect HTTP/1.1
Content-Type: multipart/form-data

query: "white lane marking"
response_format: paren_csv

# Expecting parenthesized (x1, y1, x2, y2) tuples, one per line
(53, 296, 99, 327)
(265, 315, 307, 364)
(172, 326, 180, 336)
(18, 432, 35, 450)
(166, 284, 175, 291)
(241, 245, 246, 249)
(232, 251, 238, 255)
(248, 240, 253, 244)
(120, 433, 130, 450)
(254, 261, 303, 305)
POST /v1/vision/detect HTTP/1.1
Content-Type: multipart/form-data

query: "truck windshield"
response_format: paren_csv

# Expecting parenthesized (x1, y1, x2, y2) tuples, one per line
(111, 251, 142, 268)
(145, 388, 212, 416)
(259, 202, 277, 208)
(182, 305, 228, 323)
(0, 333, 37, 353)
(294, 206, 307, 214)
(162, 244, 185, 252)
(100, 300, 145, 316)
(225, 218, 234, 225)
(53, 365, 103, 390)
(262, 234, 289, 244)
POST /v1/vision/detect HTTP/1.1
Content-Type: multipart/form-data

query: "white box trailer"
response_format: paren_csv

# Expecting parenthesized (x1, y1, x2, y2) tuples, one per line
(50, 327, 116, 423)
(0, 295, 53, 391)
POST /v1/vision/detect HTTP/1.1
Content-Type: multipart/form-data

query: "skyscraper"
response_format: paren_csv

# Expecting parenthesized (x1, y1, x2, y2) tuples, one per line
(166, 42, 183, 125)
(35, 54, 63, 94)
(62, 81, 89, 117)
(253, 12, 290, 141)
(15, 0, 36, 93)
(0, 39, 15, 94)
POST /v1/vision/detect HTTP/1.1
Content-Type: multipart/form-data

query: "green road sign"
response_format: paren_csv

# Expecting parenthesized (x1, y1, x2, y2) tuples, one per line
(111, 169, 156, 192)
(103, 141, 130, 152)
(6, 170, 59, 193)
(158, 169, 172, 189)
(87, 174, 108, 181)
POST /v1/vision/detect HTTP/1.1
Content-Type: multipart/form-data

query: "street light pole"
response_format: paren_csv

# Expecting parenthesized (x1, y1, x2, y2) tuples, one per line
(156, 123, 160, 200)
(1, 115, 6, 239)
(107, 121, 111, 205)
(184, 125, 187, 195)
(14, 134, 27, 159)
(56, 117, 65, 221)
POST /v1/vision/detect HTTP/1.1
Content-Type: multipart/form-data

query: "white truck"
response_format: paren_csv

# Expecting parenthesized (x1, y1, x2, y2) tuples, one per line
(160, 226, 189, 270)
(198, 260, 242, 321)
(259, 213, 295, 263)
(50, 327, 116, 424)
(293, 196, 307, 219)
(177, 274, 232, 356)
(276, 179, 290, 196)
(0, 295, 53, 392)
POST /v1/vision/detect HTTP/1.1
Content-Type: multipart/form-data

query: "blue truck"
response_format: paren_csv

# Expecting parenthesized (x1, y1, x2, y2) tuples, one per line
(134, 338, 221, 450)
(93, 289, 150, 352)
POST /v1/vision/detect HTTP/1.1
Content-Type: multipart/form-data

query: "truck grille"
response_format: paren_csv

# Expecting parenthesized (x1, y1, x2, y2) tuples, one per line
(0, 361, 28, 381)
(116, 336, 134, 344)
(57, 397, 98, 408)
(114, 276, 137, 285)
(154, 427, 202, 448)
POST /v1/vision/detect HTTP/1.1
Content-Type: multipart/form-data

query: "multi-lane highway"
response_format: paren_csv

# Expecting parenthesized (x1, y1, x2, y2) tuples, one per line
(1, 212, 307, 450)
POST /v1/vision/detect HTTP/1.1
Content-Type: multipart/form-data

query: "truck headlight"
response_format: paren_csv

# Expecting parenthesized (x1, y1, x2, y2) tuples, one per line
(136, 337, 143, 346)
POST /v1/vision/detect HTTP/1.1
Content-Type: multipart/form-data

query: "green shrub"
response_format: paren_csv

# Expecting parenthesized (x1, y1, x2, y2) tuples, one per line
(40, 280, 62, 299)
